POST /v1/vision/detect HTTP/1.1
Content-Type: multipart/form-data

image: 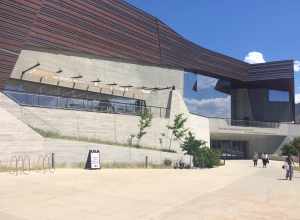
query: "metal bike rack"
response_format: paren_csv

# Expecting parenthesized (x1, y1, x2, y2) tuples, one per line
(9, 156, 18, 175)
(23, 155, 31, 175)
(8, 153, 55, 175)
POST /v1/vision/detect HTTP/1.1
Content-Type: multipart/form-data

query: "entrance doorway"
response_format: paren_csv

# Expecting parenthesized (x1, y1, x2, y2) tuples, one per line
(211, 140, 248, 159)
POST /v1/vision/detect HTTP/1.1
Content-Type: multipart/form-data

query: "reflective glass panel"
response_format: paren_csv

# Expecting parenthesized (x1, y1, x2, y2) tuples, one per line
(268, 90, 289, 102)
(184, 72, 231, 118)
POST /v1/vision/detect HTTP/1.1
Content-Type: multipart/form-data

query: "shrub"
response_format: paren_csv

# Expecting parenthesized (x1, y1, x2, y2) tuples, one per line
(281, 144, 297, 156)
(195, 147, 221, 168)
(163, 159, 172, 167)
(181, 132, 220, 168)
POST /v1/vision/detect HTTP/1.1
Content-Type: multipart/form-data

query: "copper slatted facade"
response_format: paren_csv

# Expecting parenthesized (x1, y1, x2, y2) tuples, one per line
(0, 0, 295, 89)
(248, 60, 294, 81)
(158, 22, 249, 80)
(0, 0, 42, 88)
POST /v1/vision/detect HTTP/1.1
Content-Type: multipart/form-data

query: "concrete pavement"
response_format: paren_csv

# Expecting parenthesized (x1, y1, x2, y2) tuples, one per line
(0, 160, 299, 220)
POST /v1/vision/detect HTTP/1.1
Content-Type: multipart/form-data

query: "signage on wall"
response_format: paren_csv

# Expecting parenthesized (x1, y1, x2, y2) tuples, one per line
(85, 149, 101, 170)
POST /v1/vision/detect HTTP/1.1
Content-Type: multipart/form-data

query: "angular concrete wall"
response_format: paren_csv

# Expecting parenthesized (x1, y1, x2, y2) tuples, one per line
(18, 106, 179, 150)
(0, 86, 211, 155)
(11, 50, 185, 108)
(45, 138, 191, 167)
(0, 92, 192, 166)
(169, 90, 211, 146)
(0, 106, 44, 163)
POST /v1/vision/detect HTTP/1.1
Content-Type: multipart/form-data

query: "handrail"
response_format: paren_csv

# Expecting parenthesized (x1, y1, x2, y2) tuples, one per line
(4, 90, 169, 118)
(206, 116, 280, 128)
(4, 89, 168, 110)
(225, 119, 280, 128)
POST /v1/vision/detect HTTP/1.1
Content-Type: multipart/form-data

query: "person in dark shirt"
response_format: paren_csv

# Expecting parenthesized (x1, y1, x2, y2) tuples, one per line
(285, 155, 294, 180)
(253, 152, 258, 167)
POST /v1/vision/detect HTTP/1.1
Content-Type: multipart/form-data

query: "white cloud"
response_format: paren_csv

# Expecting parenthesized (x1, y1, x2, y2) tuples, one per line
(196, 74, 218, 90)
(294, 60, 300, 72)
(244, 51, 266, 64)
(295, 94, 300, 104)
(184, 96, 231, 118)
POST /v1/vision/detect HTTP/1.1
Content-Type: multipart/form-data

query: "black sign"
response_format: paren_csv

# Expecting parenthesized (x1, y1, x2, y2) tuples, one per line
(85, 150, 101, 169)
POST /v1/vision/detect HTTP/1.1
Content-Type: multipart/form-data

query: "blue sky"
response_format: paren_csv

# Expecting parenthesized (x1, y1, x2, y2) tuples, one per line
(126, 0, 300, 101)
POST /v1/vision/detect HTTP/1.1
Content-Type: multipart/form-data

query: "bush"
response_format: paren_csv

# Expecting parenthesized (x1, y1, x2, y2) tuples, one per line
(181, 132, 220, 168)
(194, 147, 220, 168)
(163, 159, 172, 167)
(281, 144, 298, 156)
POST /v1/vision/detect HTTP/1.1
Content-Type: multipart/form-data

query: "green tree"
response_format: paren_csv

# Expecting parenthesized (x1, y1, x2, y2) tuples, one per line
(136, 109, 152, 146)
(290, 137, 300, 166)
(181, 132, 220, 168)
(181, 131, 206, 156)
(167, 113, 188, 150)
(281, 143, 297, 156)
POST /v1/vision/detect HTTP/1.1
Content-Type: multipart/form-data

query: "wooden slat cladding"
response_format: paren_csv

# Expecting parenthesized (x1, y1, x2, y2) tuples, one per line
(158, 22, 249, 80)
(0, 0, 42, 88)
(248, 60, 294, 81)
(25, 0, 161, 65)
(0, 0, 42, 52)
(23, 0, 250, 80)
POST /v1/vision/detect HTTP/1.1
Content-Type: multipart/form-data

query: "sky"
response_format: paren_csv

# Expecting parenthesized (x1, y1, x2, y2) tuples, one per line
(126, 0, 300, 105)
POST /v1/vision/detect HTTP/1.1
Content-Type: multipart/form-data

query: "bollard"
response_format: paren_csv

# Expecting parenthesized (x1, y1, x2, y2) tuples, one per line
(51, 153, 55, 170)
(145, 156, 148, 168)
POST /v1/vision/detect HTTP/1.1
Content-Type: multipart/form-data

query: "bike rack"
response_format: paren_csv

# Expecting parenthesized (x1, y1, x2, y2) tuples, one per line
(9, 156, 18, 175)
(8, 153, 55, 175)
(23, 155, 31, 175)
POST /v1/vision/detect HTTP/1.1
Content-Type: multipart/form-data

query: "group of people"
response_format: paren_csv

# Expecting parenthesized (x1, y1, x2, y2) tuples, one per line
(252, 152, 269, 167)
(253, 152, 295, 181)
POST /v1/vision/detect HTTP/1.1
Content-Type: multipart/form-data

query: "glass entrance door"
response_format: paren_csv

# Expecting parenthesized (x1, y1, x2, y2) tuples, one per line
(211, 140, 248, 159)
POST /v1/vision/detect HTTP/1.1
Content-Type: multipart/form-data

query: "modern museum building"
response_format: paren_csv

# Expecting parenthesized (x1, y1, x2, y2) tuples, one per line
(0, 0, 299, 165)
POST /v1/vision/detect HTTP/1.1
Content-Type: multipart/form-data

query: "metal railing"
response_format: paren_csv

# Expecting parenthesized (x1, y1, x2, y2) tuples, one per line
(5, 90, 169, 118)
(192, 113, 281, 128)
(226, 119, 280, 128)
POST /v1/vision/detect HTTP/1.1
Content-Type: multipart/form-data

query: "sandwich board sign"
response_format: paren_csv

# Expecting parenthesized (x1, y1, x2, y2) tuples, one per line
(85, 149, 101, 169)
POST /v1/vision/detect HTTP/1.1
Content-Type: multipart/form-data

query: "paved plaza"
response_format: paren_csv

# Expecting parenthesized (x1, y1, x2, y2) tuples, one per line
(0, 160, 299, 220)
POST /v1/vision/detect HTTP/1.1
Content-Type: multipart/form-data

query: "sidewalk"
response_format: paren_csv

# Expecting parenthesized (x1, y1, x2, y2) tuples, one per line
(0, 160, 299, 220)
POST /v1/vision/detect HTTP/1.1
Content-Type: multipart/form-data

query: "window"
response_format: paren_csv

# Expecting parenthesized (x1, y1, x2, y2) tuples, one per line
(3, 79, 169, 117)
(184, 72, 231, 118)
(268, 90, 289, 102)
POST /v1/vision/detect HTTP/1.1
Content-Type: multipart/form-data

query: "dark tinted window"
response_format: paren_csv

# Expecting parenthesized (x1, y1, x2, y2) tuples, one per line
(268, 90, 289, 102)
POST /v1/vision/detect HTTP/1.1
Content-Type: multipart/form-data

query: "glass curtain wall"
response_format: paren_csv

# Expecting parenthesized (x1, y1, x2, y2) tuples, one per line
(4, 80, 150, 116)
(184, 72, 231, 118)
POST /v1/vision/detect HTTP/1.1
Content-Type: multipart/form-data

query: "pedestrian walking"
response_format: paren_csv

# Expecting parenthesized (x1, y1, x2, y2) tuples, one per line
(261, 153, 267, 168)
(285, 155, 294, 180)
(266, 153, 269, 166)
(264, 153, 269, 167)
(253, 152, 258, 167)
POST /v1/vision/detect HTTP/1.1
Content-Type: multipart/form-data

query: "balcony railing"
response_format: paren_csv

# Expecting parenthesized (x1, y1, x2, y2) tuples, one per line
(4, 90, 169, 118)
(192, 113, 281, 128)
(226, 119, 280, 128)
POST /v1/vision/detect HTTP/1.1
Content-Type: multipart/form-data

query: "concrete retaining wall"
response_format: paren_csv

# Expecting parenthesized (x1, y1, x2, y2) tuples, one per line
(45, 138, 191, 166)
(0, 106, 44, 163)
